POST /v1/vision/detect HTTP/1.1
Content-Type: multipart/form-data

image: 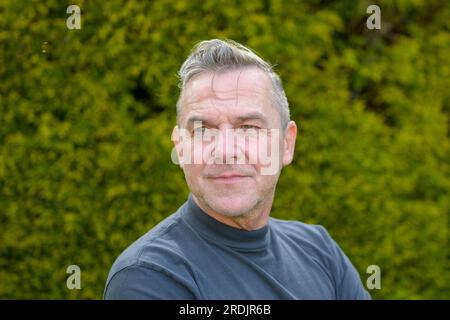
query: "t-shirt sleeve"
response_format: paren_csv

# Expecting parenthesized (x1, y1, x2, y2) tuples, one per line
(316, 226, 372, 300)
(104, 265, 196, 300)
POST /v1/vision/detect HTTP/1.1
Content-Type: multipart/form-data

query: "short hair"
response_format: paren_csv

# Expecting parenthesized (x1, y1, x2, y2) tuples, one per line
(176, 39, 290, 129)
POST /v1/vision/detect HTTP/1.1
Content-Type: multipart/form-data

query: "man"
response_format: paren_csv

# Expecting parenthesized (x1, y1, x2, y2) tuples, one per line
(104, 39, 371, 300)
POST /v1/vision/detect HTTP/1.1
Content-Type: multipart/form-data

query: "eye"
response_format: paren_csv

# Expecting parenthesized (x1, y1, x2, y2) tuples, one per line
(241, 125, 259, 131)
(193, 126, 207, 134)
(194, 127, 206, 132)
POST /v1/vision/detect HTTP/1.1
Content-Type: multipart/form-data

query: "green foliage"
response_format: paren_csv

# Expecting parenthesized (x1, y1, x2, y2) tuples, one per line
(0, 0, 448, 299)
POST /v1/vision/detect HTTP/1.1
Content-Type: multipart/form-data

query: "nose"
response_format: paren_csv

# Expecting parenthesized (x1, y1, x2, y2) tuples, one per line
(210, 128, 244, 165)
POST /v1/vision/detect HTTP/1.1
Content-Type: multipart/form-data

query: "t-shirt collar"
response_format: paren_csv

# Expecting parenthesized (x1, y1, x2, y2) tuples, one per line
(182, 193, 270, 252)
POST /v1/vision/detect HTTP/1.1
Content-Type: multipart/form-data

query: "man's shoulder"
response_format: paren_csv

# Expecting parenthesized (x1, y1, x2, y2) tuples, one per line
(270, 217, 331, 238)
(269, 217, 336, 254)
(106, 208, 192, 285)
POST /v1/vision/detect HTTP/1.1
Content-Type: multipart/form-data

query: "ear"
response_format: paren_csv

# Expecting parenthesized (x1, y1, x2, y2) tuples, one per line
(282, 121, 297, 167)
(171, 125, 184, 168)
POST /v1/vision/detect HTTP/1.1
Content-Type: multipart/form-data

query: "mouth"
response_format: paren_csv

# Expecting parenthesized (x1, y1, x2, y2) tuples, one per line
(207, 175, 251, 184)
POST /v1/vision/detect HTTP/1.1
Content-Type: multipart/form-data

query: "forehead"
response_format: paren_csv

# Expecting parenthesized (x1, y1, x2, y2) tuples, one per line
(180, 68, 277, 124)
(186, 67, 271, 101)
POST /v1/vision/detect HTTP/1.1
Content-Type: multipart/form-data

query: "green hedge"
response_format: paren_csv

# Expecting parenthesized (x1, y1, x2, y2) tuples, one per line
(0, 0, 449, 299)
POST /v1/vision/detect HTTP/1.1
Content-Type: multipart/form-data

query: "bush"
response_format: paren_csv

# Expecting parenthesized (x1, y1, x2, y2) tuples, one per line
(0, 0, 448, 299)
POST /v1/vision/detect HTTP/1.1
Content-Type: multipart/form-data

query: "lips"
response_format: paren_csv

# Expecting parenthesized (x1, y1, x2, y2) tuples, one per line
(208, 174, 250, 184)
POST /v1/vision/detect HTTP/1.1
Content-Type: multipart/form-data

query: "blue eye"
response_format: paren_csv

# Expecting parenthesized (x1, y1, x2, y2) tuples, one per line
(241, 125, 259, 130)
(194, 126, 207, 134)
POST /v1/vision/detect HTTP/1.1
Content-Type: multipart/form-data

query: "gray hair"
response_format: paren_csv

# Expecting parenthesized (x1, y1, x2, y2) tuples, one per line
(176, 39, 290, 129)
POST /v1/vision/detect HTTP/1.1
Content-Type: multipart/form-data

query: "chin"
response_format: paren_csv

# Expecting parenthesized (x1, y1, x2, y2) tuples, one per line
(206, 193, 259, 217)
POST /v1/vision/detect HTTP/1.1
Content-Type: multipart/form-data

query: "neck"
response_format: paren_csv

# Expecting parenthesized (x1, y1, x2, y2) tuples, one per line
(191, 192, 275, 231)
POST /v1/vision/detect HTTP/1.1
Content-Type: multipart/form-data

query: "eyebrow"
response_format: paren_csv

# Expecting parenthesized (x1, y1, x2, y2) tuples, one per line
(185, 111, 268, 128)
(185, 116, 214, 128)
(234, 112, 268, 126)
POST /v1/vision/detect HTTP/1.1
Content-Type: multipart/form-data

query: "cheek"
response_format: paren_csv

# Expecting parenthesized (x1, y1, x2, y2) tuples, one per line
(184, 164, 205, 184)
(254, 170, 280, 191)
(255, 134, 281, 167)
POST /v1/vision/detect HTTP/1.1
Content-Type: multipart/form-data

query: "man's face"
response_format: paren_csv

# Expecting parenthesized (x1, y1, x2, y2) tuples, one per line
(173, 68, 296, 217)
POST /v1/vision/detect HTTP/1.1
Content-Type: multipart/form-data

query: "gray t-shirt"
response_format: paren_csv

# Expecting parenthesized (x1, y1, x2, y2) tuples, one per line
(104, 193, 371, 300)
